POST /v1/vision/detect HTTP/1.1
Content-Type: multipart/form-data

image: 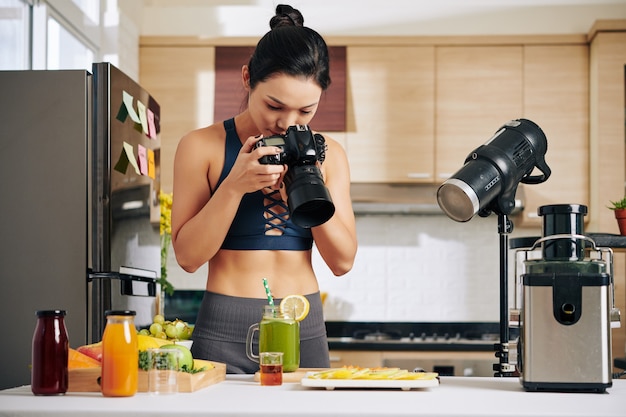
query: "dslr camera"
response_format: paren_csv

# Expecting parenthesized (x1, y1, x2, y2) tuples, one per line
(255, 124, 335, 228)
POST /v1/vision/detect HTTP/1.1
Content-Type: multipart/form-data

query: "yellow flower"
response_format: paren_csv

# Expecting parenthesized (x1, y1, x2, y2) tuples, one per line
(159, 192, 173, 236)
(159, 192, 174, 296)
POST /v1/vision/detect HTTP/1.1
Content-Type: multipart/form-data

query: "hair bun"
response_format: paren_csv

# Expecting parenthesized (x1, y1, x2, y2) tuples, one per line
(269, 4, 304, 29)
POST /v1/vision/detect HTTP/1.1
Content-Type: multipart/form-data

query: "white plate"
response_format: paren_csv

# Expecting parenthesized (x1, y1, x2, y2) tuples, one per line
(300, 374, 439, 391)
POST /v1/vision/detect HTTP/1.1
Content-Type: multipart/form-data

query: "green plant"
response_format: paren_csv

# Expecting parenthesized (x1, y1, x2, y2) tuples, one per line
(608, 196, 626, 210)
(159, 192, 175, 296)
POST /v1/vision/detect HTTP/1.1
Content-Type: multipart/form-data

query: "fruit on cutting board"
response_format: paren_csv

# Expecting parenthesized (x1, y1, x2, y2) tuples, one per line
(160, 344, 194, 371)
(137, 344, 211, 374)
(138, 315, 194, 341)
(76, 341, 103, 362)
(68, 348, 101, 369)
(137, 334, 170, 350)
(193, 359, 214, 371)
(75, 334, 170, 364)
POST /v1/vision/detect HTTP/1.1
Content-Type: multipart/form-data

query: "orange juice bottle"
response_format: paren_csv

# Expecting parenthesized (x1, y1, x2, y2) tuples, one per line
(101, 310, 138, 397)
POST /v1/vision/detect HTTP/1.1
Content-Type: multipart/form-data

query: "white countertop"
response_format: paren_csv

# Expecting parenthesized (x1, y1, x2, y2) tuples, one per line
(1, 376, 624, 417)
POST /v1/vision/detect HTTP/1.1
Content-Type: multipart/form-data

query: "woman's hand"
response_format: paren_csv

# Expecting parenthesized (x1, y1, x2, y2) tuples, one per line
(223, 135, 286, 193)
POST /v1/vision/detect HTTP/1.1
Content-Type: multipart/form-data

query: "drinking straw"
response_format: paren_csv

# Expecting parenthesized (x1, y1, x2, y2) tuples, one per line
(262, 277, 274, 308)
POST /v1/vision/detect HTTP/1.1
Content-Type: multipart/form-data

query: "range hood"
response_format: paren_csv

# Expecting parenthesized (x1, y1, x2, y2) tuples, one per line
(350, 183, 525, 215)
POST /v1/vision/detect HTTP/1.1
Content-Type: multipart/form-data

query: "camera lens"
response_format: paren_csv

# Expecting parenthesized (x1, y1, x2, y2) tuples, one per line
(284, 165, 335, 228)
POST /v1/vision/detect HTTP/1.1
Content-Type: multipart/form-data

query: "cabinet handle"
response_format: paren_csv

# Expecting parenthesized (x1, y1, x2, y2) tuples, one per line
(437, 173, 453, 179)
(406, 173, 431, 179)
(329, 355, 341, 363)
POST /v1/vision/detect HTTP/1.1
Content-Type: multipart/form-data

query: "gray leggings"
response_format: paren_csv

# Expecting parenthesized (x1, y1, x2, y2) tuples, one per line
(191, 291, 330, 374)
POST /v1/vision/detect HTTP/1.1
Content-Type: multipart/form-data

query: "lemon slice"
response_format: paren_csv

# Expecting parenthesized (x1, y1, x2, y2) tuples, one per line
(279, 294, 310, 321)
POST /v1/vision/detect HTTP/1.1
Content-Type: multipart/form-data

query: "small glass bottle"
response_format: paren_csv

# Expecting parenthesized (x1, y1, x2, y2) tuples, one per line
(31, 310, 69, 395)
(101, 310, 138, 397)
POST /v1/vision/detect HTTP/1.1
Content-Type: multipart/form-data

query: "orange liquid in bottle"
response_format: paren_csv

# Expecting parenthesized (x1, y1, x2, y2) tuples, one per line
(101, 311, 138, 397)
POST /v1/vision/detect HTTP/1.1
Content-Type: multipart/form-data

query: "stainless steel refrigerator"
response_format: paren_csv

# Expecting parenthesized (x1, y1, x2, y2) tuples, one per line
(0, 63, 162, 389)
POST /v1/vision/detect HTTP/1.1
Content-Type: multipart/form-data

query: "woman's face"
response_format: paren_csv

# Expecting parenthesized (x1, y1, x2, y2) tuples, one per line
(246, 71, 323, 136)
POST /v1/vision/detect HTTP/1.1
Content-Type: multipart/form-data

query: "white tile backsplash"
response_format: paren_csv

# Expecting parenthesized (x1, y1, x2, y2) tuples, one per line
(167, 212, 540, 323)
(314, 214, 507, 322)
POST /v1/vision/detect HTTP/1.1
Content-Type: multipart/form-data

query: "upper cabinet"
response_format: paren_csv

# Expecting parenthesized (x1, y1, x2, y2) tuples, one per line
(138, 35, 590, 224)
(434, 45, 523, 181)
(343, 41, 588, 226)
(139, 44, 216, 193)
(520, 44, 589, 225)
(345, 46, 435, 183)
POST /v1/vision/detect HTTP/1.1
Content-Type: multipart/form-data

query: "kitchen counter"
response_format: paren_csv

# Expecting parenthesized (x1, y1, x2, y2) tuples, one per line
(1, 376, 624, 417)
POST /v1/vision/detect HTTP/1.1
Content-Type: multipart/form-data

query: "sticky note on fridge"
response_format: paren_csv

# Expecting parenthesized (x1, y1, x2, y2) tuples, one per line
(114, 141, 141, 175)
(147, 149, 155, 179)
(147, 109, 156, 139)
(137, 144, 148, 176)
(126, 142, 141, 174)
(136, 100, 149, 135)
(116, 91, 141, 124)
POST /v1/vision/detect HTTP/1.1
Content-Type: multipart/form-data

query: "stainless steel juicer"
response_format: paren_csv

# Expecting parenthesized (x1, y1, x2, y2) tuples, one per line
(512, 204, 618, 392)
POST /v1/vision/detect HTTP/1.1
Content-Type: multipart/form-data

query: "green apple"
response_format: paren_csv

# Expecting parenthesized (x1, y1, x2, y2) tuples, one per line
(160, 344, 194, 371)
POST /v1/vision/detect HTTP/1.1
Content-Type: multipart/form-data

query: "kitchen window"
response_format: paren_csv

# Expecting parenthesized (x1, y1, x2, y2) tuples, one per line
(0, 0, 30, 69)
(1, 0, 101, 70)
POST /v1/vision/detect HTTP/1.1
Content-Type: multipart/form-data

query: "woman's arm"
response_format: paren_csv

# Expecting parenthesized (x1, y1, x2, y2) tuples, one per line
(311, 136, 357, 276)
(171, 128, 284, 273)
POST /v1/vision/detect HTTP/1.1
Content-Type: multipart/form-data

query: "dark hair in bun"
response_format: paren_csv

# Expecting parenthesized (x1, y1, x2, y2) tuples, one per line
(269, 4, 304, 28)
(247, 4, 330, 91)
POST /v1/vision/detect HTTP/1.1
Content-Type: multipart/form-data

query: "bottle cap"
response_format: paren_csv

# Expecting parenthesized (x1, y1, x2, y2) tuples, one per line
(35, 310, 66, 316)
(105, 310, 136, 316)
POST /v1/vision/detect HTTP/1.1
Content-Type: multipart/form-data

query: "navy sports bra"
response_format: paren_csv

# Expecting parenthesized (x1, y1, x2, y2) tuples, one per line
(216, 118, 313, 251)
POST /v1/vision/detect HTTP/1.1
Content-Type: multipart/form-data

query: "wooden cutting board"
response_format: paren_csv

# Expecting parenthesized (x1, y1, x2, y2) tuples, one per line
(253, 368, 327, 383)
(68, 360, 226, 393)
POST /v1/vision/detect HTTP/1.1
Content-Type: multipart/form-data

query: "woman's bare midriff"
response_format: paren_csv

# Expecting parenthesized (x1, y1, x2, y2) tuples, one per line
(205, 249, 320, 298)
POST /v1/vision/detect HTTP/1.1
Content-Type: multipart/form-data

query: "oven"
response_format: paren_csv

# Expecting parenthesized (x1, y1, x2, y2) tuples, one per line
(325, 322, 518, 377)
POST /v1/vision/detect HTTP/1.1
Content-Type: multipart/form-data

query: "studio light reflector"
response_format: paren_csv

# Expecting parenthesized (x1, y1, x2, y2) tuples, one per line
(437, 119, 551, 222)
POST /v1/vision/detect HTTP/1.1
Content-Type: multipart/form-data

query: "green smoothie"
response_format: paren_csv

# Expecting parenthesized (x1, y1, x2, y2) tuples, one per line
(259, 315, 300, 372)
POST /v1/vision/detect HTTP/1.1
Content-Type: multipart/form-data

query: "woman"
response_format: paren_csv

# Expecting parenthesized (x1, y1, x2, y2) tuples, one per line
(171, 4, 357, 373)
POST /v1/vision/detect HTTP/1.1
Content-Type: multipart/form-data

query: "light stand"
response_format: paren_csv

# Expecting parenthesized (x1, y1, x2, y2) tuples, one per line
(494, 213, 516, 377)
(436, 119, 552, 377)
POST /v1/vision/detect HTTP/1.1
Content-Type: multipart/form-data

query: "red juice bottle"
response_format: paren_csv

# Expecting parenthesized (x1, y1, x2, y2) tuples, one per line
(31, 310, 69, 395)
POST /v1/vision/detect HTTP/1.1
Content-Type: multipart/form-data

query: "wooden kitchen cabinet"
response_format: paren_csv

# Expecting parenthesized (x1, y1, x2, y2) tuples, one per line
(434, 44, 588, 226)
(587, 25, 626, 371)
(139, 44, 216, 193)
(328, 350, 383, 368)
(345, 46, 436, 183)
(383, 350, 496, 376)
(139, 36, 589, 206)
(518, 44, 589, 226)
(328, 350, 496, 376)
(435, 45, 524, 182)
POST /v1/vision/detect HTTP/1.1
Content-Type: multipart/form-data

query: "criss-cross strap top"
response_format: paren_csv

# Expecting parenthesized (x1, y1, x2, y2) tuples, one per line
(215, 118, 313, 251)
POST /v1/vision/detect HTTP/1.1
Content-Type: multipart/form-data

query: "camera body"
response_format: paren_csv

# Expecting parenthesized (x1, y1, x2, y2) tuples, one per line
(256, 125, 334, 228)
(256, 124, 326, 166)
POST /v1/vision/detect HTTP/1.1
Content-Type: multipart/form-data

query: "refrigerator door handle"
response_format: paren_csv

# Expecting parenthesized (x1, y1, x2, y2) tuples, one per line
(89, 270, 157, 297)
